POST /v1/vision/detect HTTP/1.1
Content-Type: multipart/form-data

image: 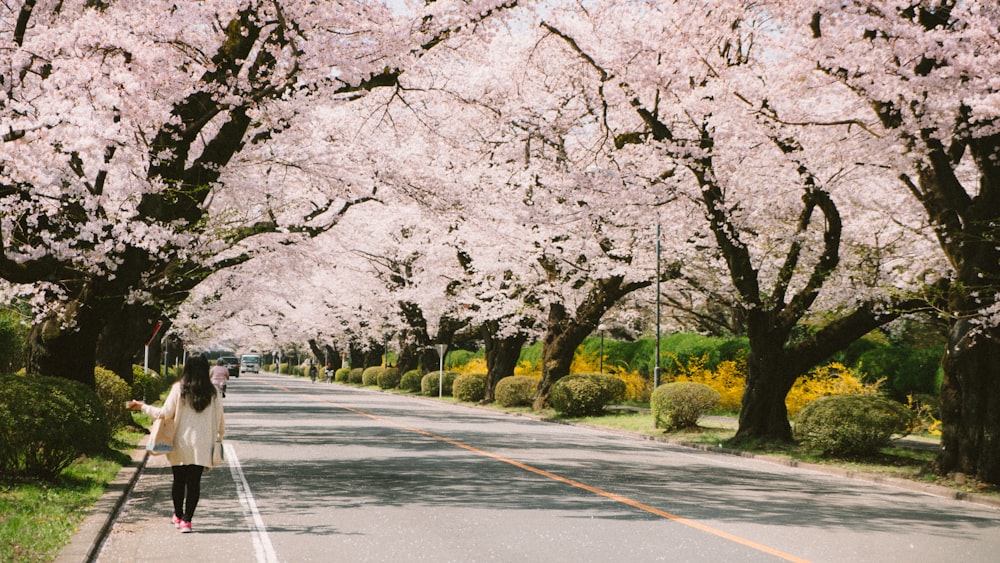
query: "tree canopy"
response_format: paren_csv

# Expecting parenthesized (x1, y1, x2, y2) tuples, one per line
(3, 0, 997, 482)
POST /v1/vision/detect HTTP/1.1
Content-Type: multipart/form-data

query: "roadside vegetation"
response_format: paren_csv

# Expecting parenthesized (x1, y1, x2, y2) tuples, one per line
(0, 430, 142, 563)
(0, 363, 171, 563)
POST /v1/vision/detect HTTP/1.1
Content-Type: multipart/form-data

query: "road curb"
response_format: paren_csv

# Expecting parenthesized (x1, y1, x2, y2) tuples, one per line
(54, 439, 149, 563)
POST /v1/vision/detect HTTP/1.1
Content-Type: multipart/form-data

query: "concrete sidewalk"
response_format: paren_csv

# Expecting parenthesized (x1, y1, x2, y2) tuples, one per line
(54, 441, 149, 563)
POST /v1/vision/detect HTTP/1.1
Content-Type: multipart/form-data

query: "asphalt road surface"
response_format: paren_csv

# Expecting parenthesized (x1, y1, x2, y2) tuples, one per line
(97, 372, 1000, 562)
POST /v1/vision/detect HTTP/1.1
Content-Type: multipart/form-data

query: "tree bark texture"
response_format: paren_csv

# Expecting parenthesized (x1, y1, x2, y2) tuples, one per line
(938, 320, 1000, 484)
(481, 322, 528, 402)
(25, 288, 102, 389)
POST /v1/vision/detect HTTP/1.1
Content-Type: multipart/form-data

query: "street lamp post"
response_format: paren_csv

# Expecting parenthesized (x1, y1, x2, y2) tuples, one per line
(598, 323, 607, 374)
(434, 344, 448, 398)
(654, 221, 662, 389)
(383, 333, 389, 367)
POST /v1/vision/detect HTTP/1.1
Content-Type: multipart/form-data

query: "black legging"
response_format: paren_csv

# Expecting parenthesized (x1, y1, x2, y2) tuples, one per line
(171, 464, 205, 522)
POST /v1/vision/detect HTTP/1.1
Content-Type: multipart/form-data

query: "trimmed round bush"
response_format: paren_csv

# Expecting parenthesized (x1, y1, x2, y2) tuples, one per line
(600, 374, 628, 404)
(95, 366, 132, 431)
(400, 370, 423, 392)
(549, 373, 627, 417)
(550, 376, 606, 417)
(577, 373, 627, 404)
(362, 367, 383, 386)
(495, 376, 538, 407)
(334, 367, 351, 383)
(132, 364, 173, 402)
(651, 381, 720, 430)
(0, 373, 110, 480)
(348, 368, 364, 384)
(453, 373, 488, 402)
(377, 367, 401, 389)
(421, 371, 458, 396)
(794, 394, 915, 457)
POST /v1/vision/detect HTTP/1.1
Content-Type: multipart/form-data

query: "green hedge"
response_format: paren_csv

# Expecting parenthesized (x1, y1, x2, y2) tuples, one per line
(550, 373, 626, 417)
(856, 345, 944, 399)
(445, 349, 480, 369)
(348, 368, 364, 384)
(650, 381, 720, 430)
(659, 333, 749, 373)
(132, 364, 173, 403)
(400, 370, 423, 392)
(453, 373, 487, 402)
(0, 374, 110, 481)
(377, 367, 401, 389)
(521, 334, 751, 377)
(421, 371, 458, 396)
(334, 367, 351, 383)
(95, 367, 132, 432)
(362, 367, 383, 386)
(794, 394, 914, 457)
(551, 377, 604, 417)
(494, 376, 538, 407)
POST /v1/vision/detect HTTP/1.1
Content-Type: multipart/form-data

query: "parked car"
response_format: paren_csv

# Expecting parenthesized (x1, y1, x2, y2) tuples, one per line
(221, 356, 239, 378)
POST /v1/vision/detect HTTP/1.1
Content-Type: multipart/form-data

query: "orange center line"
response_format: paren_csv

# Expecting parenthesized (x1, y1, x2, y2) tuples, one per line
(257, 378, 810, 563)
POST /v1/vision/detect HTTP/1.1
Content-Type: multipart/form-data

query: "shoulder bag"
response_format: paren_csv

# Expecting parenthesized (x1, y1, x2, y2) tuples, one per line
(210, 398, 225, 468)
(147, 417, 175, 454)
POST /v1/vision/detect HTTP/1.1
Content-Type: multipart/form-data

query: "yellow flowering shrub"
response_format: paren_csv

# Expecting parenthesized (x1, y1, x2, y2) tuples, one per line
(906, 394, 942, 436)
(616, 371, 652, 402)
(570, 347, 601, 374)
(514, 360, 542, 378)
(786, 363, 880, 417)
(672, 354, 745, 412)
(453, 357, 488, 375)
(668, 354, 880, 417)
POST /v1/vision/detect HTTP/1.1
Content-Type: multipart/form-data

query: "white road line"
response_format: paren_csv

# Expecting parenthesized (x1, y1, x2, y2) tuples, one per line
(225, 443, 279, 563)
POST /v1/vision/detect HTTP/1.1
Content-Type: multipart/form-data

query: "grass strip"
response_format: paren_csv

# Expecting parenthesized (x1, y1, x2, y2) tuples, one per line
(0, 430, 141, 563)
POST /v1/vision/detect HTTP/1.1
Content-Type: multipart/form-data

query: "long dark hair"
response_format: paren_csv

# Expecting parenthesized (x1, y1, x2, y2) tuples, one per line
(180, 354, 217, 412)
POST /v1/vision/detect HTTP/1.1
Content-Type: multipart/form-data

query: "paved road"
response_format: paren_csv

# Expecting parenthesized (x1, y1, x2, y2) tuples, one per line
(97, 372, 1000, 562)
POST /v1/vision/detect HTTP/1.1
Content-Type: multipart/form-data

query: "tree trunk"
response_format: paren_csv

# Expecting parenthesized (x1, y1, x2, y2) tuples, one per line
(937, 323, 1000, 484)
(734, 361, 797, 443)
(396, 301, 431, 373)
(395, 339, 421, 374)
(362, 340, 383, 368)
(481, 322, 528, 402)
(348, 343, 366, 370)
(25, 293, 102, 389)
(96, 303, 166, 384)
(534, 303, 591, 409)
(733, 311, 796, 443)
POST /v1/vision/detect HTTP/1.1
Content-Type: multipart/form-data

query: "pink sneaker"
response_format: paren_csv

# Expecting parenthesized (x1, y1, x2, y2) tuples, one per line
(171, 514, 182, 528)
(179, 521, 192, 533)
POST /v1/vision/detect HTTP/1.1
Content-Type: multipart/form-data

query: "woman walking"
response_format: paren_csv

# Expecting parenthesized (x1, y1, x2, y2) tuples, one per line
(128, 354, 225, 533)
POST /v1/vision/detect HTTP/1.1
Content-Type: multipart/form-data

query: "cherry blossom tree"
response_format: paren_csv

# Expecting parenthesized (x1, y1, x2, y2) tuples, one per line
(366, 14, 678, 406)
(794, 0, 1000, 483)
(1, 0, 519, 386)
(537, 0, 942, 440)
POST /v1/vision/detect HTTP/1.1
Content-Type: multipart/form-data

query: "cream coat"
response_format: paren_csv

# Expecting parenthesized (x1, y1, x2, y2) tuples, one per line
(143, 382, 224, 467)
